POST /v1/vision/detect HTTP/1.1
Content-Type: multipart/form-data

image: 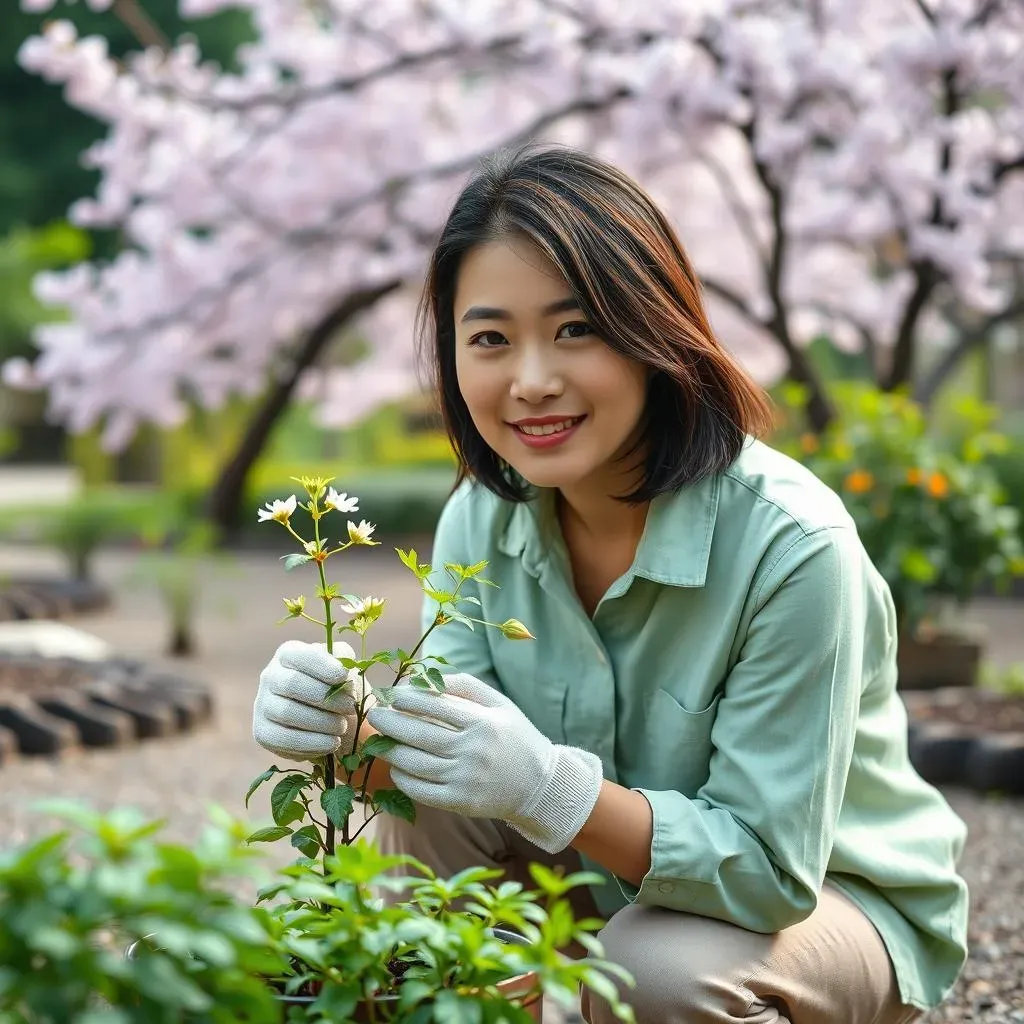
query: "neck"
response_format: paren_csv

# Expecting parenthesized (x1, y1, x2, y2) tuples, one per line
(555, 481, 649, 548)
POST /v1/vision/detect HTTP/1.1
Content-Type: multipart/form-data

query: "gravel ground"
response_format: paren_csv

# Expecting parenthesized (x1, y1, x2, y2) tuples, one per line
(1, 543, 1022, 1022)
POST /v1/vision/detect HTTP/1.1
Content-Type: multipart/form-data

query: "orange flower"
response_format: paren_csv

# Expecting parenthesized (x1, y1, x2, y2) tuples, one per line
(844, 469, 875, 494)
(799, 433, 819, 455)
(926, 472, 949, 498)
(906, 467, 923, 486)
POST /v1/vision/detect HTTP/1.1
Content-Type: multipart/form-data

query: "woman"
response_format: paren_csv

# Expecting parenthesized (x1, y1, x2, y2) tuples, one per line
(252, 146, 969, 1023)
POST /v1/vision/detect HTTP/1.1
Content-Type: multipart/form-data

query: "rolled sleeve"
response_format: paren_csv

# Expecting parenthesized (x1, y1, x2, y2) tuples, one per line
(623, 526, 872, 932)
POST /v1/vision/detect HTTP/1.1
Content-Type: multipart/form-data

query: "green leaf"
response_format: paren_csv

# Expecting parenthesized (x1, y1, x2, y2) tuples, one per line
(424, 666, 446, 690)
(278, 801, 306, 827)
(271, 775, 310, 825)
(360, 734, 398, 759)
(244, 766, 281, 808)
(280, 553, 313, 571)
(321, 785, 356, 831)
(246, 826, 293, 843)
(340, 752, 363, 771)
(396, 547, 418, 572)
(290, 825, 322, 858)
(447, 609, 475, 630)
(374, 788, 416, 824)
(371, 685, 397, 706)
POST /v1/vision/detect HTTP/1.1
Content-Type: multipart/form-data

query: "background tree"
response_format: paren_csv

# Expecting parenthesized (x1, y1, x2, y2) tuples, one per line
(5, 0, 1023, 531)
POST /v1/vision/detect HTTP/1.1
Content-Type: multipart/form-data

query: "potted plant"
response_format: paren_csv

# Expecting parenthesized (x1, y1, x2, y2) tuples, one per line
(777, 384, 1024, 688)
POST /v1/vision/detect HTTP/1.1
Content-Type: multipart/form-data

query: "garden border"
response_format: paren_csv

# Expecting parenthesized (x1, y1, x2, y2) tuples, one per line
(904, 687, 1024, 795)
(0, 653, 214, 764)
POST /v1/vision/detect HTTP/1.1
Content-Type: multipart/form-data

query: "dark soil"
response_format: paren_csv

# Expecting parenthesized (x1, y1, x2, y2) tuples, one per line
(906, 690, 1024, 733)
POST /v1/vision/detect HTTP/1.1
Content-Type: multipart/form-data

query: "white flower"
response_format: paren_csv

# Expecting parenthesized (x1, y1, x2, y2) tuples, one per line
(338, 595, 386, 616)
(347, 519, 377, 545)
(323, 487, 359, 514)
(257, 495, 297, 524)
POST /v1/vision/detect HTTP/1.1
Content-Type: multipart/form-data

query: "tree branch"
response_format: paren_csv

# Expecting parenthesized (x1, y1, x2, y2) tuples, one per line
(111, 0, 168, 52)
(205, 278, 403, 536)
(883, 65, 960, 390)
(915, 294, 1024, 404)
(695, 146, 771, 271)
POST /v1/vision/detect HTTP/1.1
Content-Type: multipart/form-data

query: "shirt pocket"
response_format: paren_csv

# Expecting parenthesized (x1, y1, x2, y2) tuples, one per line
(635, 687, 721, 796)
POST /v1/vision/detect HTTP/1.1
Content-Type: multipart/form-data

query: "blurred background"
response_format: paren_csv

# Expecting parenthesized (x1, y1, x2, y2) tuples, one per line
(0, 2, 1023, 1019)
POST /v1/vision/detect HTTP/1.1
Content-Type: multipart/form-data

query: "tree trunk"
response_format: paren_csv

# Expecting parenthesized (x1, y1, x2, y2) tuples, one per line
(205, 280, 402, 539)
(786, 345, 835, 432)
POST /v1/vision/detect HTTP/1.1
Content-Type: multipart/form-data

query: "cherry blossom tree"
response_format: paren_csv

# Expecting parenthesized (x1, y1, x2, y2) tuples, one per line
(6, 0, 1023, 531)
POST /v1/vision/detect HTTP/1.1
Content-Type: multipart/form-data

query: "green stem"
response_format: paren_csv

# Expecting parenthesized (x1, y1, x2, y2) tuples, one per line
(312, 510, 337, 860)
(349, 807, 380, 845)
(395, 578, 467, 681)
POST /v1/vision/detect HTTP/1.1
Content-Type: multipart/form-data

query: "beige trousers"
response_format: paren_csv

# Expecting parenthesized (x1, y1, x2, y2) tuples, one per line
(369, 803, 920, 1024)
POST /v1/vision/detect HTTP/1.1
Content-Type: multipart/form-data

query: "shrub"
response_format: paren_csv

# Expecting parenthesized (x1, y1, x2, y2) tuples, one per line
(775, 383, 1024, 633)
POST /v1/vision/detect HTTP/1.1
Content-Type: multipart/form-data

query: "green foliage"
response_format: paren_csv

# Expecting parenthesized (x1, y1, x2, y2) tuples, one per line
(776, 383, 1024, 633)
(0, 222, 90, 362)
(258, 844, 635, 1022)
(0, 803, 287, 1023)
(0, 487, 164, 581)
(1, 3, 254, 242)
(0, 803, 635, 1022)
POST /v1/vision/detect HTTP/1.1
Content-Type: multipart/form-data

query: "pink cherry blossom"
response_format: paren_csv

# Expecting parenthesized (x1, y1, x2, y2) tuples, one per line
(6, 0, 1022, 448)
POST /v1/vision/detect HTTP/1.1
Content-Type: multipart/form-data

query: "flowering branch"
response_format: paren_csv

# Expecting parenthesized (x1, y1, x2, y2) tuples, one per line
(245, 476, 533, 865)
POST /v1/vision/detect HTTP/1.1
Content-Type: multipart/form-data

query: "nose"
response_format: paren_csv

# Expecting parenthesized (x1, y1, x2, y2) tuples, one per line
(509, 346, 564, 404)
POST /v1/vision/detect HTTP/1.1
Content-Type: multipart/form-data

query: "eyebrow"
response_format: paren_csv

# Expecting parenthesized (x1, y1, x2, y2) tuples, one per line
(459, 296, 582, 324)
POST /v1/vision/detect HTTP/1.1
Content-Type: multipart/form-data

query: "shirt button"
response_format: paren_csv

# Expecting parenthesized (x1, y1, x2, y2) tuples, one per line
(658, 881, 674, 895)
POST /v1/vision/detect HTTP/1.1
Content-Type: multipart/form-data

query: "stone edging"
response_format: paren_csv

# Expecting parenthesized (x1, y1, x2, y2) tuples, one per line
(0, 654, 214, 764)
(904, 687, 1024, 795)
(0, 577, 112, 622)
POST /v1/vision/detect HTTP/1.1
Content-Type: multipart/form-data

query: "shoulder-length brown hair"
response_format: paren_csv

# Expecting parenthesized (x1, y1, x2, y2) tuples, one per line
(417, 144, 774, 504)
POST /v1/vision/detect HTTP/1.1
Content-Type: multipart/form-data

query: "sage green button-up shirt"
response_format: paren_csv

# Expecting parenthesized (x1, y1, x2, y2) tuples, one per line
(420, 439, 969, 1011)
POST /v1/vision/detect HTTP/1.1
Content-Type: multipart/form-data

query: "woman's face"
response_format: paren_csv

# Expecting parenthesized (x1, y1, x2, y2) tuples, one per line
(453, 235, 648, 496)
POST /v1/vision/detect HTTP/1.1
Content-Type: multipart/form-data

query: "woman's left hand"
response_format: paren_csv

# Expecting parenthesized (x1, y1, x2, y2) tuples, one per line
(365, 673, 604, 854)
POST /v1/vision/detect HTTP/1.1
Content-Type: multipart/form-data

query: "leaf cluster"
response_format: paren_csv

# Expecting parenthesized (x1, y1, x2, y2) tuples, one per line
(257, 843, 635, 1023)
(0, 803, 287, 1023)
(777, 382, 1024, 631)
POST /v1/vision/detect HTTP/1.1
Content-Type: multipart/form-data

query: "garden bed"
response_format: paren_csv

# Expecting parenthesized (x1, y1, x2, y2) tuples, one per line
(905, 688, 1024, 795)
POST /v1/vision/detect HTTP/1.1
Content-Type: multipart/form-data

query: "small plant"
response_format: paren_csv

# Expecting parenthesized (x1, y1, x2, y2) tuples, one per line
(244, 475, 535, 859)
(262, 845, 634, 1021)
(777, 383, 1024, 634)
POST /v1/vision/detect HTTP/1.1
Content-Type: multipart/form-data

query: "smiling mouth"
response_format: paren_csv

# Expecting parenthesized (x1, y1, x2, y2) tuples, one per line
(513, 416, 586, 437)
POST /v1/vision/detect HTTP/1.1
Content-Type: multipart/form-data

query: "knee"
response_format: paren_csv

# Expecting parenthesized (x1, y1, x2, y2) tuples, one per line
(580, 904, 770, 1024)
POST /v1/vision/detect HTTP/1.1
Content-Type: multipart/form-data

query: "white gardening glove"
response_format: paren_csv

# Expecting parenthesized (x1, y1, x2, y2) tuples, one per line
(252, 639, 373, 762)
(365, 673, 604, 854)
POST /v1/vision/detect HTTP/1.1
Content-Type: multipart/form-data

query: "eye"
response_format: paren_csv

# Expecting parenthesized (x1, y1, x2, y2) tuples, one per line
(556, 321, 594, 340)
(467, 331, 508, 348)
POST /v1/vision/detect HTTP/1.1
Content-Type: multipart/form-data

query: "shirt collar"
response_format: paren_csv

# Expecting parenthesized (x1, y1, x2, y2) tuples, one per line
(497, 472, 720, 588)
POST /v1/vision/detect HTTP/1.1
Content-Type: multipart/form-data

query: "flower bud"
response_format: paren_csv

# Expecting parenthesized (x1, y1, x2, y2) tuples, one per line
(282, 596, 305, 617)
(500, 618, 535, 641)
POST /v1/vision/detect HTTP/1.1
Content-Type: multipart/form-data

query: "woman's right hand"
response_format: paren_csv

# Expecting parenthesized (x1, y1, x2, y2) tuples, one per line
(252, 640, 369, 762)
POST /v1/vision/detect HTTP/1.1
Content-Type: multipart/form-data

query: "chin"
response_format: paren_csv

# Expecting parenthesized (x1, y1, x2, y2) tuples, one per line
(504, 457, 590, 492)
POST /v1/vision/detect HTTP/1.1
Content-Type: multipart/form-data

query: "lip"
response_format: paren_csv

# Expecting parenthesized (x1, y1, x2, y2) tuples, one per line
(508, 414, 586, 450)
